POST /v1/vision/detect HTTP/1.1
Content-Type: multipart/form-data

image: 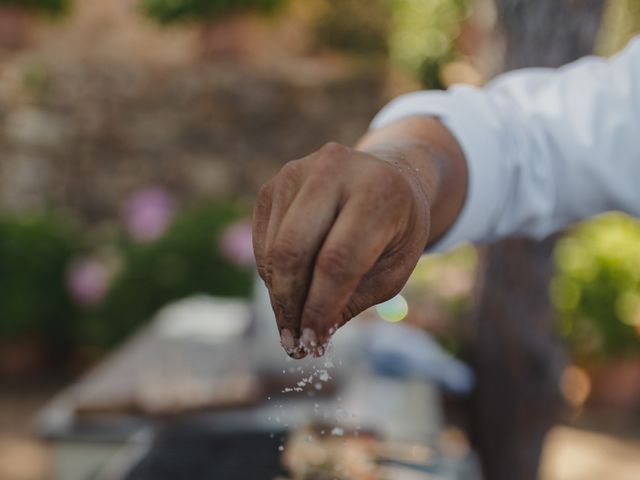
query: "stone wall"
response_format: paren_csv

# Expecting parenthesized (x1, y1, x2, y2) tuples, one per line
(0, 0, 387, 222)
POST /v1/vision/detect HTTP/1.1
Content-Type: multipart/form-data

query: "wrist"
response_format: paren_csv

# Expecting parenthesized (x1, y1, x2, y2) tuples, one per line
(356, 117, 467, 245)
(358, 140, 439, 212)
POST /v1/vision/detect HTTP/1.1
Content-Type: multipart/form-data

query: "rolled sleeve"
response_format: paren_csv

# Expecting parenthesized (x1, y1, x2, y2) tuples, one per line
(370, 35, 640, 252)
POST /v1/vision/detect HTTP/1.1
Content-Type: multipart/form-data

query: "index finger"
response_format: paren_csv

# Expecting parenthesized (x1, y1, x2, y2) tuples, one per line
(268, 178, 340, 353)
(253, 179, 307, 358)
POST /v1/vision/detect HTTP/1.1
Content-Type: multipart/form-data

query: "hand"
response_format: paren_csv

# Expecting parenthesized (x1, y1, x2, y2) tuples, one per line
(252, 141, 432, 358)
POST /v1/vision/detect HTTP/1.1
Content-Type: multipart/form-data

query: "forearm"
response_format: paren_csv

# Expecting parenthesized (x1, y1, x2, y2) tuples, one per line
(356, 117, 468, 247)
(366, 38, 640, 248)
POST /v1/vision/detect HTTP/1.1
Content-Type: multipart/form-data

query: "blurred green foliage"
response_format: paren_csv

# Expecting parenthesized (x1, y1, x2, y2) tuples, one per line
(139, 0, 472, 87)
(0, 201, 253, 359)
(387, 0, 473, 87)
(82, 203, 253, 348)
(0, 0, 70, 16)
(0, 212, 80, 343)
(552, 213, 640, 361)
(312, 0, 473, 86)
(21, 62, 50, 101)
(314, 0, 389, 55)
(598, 0, 640, 56)
(140, 0, 284, 24)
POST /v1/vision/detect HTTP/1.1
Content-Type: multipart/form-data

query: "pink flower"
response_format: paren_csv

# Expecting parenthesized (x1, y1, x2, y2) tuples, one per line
(219, 219, 254, 267)
(66, 257, 112, 308)
(123, 187, 175, 243)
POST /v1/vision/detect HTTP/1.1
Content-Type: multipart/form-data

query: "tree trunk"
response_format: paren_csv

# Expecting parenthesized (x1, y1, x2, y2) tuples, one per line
(470, 1, 606, 479)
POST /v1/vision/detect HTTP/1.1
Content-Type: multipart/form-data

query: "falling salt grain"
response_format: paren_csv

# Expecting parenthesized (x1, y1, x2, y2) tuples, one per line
(315, 383, 322, 390)
(278, 446, 284, 452)
(331, 427, 344, 437)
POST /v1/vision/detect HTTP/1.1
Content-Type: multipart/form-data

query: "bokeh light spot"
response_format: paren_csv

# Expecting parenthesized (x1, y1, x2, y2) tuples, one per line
(560, 365, 592, 408)
(376, 294, 409, 323)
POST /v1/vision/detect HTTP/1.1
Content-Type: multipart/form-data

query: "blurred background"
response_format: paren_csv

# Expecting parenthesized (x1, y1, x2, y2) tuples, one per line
(0, 0, 639, 479)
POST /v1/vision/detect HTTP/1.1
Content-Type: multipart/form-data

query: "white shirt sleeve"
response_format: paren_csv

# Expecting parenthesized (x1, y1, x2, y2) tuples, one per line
(371, 36, 640, 252)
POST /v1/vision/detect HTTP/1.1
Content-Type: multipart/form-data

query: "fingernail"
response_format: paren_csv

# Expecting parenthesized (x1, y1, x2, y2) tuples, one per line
(290, 348, 307, 360)
(300, 328, 317, 352)
(312, 344, 325, 358)
(280, 329, 295, 352)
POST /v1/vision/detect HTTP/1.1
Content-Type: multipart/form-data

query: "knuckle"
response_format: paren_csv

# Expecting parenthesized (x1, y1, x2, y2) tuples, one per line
(316, 245, 356, 279)
(275, 161, 305, 194)
(270, 236, 303, 271)
(318, 141, 350, 158)
(256, 259, 272, 284)
(257, 180, 273, 200)
(279, 160, 303, 182)
(312, 151, 340, 172)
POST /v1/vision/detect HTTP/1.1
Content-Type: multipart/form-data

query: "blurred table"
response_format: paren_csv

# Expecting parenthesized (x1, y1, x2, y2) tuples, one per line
(37, 294, 481, 480)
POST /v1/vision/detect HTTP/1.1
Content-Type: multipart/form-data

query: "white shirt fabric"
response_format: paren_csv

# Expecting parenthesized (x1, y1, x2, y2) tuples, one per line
(371, 36, 640, 252)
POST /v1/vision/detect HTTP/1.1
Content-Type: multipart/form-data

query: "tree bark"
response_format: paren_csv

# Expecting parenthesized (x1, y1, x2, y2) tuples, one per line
(470, 1, 606, 479)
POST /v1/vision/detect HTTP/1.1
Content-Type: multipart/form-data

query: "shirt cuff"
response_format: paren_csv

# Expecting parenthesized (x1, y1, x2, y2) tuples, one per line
(370, 88, 505, 253)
